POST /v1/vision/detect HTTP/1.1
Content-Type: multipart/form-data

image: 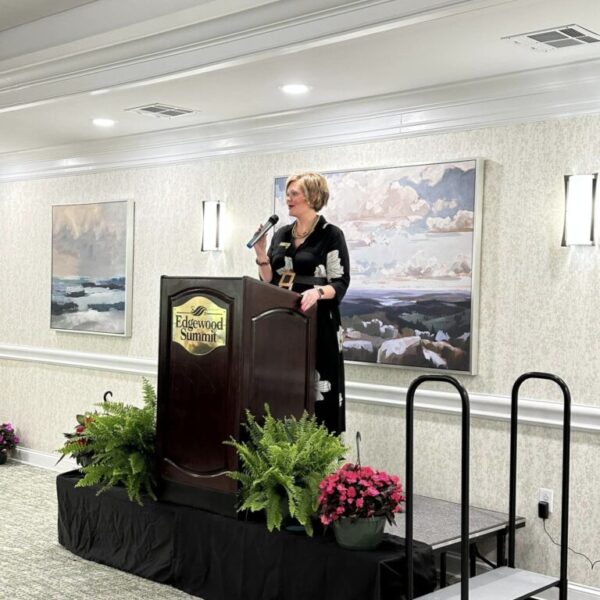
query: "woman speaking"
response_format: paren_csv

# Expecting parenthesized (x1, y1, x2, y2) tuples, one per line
(253, 172, 350, 433)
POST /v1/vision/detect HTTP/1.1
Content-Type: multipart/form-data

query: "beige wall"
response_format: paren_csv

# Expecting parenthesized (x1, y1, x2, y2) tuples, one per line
(1, 115, 600, 586)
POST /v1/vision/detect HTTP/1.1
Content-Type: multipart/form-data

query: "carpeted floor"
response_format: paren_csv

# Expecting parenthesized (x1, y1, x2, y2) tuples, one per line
(0, 460, 197, 600)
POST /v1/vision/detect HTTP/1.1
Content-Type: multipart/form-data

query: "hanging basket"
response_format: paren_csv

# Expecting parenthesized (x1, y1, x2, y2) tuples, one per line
(333, 516, 386, 550)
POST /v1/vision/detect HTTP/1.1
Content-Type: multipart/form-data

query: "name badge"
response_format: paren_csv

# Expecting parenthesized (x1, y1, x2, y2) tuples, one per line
(279, 242, 291, 248)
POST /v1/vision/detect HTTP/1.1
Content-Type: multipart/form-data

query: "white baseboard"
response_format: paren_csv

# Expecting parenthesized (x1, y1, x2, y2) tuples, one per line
(13, 446, 78, 472)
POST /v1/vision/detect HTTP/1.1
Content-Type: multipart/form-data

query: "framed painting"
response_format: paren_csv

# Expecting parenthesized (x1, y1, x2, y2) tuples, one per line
(51, 200, 134, 336)
(274, 160, 483, 374)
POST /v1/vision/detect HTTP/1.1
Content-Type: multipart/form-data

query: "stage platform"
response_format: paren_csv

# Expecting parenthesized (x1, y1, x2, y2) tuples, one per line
(57, 471, 436, 600)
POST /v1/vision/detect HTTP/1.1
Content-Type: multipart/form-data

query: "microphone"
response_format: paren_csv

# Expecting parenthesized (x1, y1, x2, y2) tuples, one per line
(246, 214, 279, 248)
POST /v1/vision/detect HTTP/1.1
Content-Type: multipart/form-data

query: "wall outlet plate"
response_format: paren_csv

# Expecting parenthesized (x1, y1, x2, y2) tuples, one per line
(539, 488, 554, 513)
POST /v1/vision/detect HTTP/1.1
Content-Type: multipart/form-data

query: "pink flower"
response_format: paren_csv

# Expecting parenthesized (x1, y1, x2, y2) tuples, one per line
(318, 463, 404, 524)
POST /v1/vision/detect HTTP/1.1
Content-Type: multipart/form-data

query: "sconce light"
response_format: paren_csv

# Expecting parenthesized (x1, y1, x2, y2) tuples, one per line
(562, 174, 597, 246)
(202, 200, 223, 251)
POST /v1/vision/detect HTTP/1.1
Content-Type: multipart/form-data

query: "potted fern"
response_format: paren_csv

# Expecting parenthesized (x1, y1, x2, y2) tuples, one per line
(225, 405, 346, 536)
(57, 379, 157, 504)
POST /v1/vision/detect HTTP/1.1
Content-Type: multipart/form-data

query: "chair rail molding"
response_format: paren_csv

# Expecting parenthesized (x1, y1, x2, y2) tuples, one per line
(2, 343, 599, 433)
(0, 343, 155, 376)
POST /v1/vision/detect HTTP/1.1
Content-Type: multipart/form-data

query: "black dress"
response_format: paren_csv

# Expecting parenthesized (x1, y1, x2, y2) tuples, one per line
(267, 216, 351, 432)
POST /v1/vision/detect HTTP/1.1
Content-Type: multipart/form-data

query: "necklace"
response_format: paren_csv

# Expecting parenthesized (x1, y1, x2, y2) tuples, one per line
(292, 215, 319, 239)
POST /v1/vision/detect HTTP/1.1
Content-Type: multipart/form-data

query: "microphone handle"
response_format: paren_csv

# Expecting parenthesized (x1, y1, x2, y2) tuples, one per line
(246, 221, 274, 249)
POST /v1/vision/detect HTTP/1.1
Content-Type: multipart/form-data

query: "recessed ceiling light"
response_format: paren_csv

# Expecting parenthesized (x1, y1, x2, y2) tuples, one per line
(92, 118, 116, 128)
(280, 83, 311, 95)
(90, 89, 110, 96)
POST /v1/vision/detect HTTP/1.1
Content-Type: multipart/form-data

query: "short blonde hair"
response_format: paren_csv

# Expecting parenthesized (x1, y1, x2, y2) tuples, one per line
(286, 172, 330, 211)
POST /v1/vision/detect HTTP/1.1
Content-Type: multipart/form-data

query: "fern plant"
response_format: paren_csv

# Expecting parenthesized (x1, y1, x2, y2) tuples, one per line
(225, 405, 346, 535)
(58, 379, 157, 505)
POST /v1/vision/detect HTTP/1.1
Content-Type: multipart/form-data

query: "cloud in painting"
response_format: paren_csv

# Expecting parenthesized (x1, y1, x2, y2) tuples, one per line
(52, 202, 128, 278)
(431, 198, 458, 214)
(396, 251, 471, 280)
(353, 251, 471, 284)
(399, 162, 473, 187)
(325, 172, 430, 236)
(426, 210, 474, 233)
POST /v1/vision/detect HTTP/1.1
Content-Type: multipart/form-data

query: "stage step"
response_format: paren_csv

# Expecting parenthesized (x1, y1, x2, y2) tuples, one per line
(417, 566, 559, 600)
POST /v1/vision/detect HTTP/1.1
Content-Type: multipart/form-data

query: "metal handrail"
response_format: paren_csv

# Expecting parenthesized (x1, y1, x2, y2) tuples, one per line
(508, 372, 571, 600)
(406, 375, 470, 600)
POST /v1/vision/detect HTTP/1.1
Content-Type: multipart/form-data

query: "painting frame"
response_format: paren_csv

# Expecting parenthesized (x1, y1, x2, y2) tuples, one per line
(50, 199, 134, 337)
(273, 159, 484, 375)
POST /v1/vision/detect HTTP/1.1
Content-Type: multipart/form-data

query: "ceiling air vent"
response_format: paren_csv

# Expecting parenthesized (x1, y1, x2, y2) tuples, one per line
(503, 24, 600, 52)
(126, 103, 195, 118)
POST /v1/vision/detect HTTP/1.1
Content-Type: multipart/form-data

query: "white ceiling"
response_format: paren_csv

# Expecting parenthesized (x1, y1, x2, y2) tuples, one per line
(2, 0, 600, 179)
(0, 0, 96, 32)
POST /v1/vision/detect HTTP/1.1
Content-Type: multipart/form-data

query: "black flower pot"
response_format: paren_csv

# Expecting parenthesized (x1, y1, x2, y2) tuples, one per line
(0, 450, 8, 465)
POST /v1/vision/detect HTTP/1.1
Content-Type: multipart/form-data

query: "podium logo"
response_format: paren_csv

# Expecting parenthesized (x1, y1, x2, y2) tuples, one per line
(172, 296, 227, 355)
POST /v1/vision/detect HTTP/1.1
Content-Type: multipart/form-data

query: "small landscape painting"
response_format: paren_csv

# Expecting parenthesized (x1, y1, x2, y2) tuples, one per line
(274, 160, 483, 373)
(51, 200, 134, 336)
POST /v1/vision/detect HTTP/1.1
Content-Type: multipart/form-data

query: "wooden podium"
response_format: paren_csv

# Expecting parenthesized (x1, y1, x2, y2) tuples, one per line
(156, 276, 317, 516)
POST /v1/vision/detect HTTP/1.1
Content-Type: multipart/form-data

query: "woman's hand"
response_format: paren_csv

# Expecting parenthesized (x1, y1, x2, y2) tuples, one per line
(300, 288, 321, 312)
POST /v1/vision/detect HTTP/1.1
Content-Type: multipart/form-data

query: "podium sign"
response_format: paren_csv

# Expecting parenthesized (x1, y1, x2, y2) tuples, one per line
(171, 296, 227, 355)
(156, 276, 316, 515)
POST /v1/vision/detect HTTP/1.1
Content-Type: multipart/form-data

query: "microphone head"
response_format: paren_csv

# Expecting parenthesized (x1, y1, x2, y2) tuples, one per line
(268, 214, 279, 225)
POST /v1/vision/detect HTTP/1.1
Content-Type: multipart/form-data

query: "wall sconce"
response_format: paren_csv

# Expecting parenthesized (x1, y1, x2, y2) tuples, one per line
(202, 200, 223, 251)
(562, 174, 597, 246)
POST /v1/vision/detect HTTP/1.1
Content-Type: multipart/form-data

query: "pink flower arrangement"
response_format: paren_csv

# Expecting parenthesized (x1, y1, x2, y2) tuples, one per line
(318, 463, 405, 526)
(0, 422, 20, 452)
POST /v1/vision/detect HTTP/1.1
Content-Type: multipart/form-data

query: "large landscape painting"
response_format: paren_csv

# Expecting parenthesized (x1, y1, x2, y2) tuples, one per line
(274, 160, 483, 373)
(51, 200, 133, 336)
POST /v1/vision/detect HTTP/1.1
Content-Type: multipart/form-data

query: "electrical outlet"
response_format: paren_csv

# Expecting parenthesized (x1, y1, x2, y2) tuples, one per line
(539, 488, 554, 514)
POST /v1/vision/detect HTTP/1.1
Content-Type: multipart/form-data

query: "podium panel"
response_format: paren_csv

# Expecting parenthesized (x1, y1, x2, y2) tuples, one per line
(156, 276, 316, 515)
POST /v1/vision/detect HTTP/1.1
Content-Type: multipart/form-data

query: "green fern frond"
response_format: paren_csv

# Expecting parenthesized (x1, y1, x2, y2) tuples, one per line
(225, 403, 347, 535)
(64, 379, 158, 505)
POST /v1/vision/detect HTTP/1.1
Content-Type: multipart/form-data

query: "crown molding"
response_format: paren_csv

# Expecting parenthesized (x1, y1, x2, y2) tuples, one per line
(0, 0, 511, 113)
(1, 342, 599, 433)
(0, 0, 211, 64)
(2, 57, 600, 182)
